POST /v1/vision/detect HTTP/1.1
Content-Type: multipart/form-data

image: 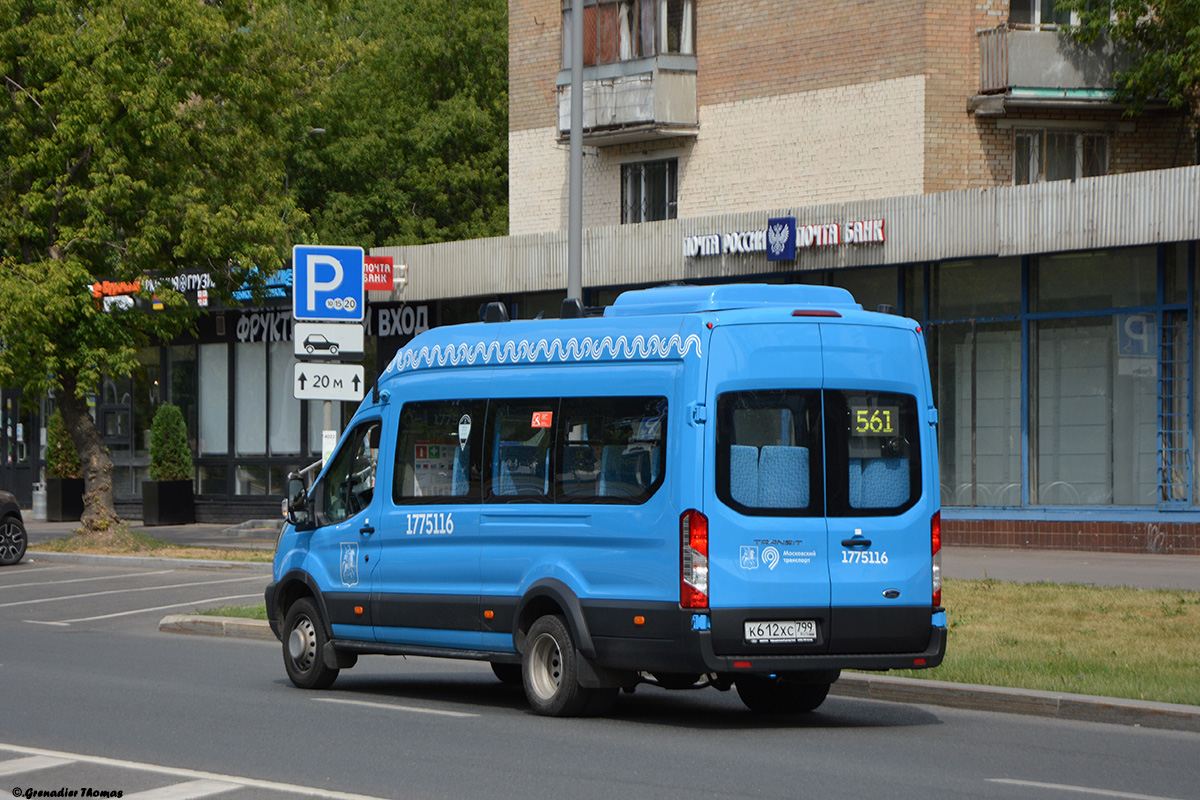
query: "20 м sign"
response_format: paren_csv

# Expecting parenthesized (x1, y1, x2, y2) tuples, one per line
(293, 363, 365, 401)
(292, 245, 364, 322)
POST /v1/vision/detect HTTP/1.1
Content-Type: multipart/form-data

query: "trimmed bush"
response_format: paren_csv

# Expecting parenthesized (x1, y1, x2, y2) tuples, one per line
(148, 404, 194, 482)
(45, 410, 81, 479)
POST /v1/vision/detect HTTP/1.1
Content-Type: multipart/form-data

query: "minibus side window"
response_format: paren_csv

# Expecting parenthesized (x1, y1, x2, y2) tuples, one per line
(487, 399, 557, 503)
(716, 391, 823, 516)
(322, 420, 382, 524)
(393, 400, 485, 503)
(556, 396, 667, 504)
(825, 390, 920, 516)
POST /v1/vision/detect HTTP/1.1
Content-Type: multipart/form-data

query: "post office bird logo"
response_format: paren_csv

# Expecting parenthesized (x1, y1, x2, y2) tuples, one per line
(768, 222, 792, 256)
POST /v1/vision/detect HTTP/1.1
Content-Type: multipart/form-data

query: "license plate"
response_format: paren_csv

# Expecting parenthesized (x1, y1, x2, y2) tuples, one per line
(744, 619, 817, 644)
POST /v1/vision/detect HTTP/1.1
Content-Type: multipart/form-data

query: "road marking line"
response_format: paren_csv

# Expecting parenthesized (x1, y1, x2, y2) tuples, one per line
(57, 593, 265, 623)
(0, 754, 75, 775)
(0, 743, 393, 800)
(988, 779, 1188, 800)
(23, 620, 71, 627)
(314, 697, 480, 718)
(0, 569, 177, 591)
(0, 576, 264, 610)
(123, 779, 242, 799)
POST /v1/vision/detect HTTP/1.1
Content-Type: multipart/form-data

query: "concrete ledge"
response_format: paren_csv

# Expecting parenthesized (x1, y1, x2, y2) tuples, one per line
(833, 673, 1200, 733)
(159, 614, 277, 642)
(27, 550, 272, 573)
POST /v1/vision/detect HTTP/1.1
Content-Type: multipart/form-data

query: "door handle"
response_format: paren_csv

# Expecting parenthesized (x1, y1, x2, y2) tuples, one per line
(841, 537, 872, 548)
(360, 525, 375, 536)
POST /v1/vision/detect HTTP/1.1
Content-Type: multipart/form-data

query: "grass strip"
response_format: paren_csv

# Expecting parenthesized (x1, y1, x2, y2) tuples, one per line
(198, 604, 268, 620)
(34, 527, 273, 563)
(889, 578, 1200, 706)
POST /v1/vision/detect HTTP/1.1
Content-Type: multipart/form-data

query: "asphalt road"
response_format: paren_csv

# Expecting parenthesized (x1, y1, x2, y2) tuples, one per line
(2, 559, 1198, 800)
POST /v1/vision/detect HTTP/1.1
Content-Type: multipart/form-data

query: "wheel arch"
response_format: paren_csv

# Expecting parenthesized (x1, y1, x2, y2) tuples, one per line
(272, 570, 334, 638)
(513, 578, 597, 659)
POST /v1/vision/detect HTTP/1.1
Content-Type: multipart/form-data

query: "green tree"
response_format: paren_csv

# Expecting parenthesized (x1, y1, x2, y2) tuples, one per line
(0, 0, 345, 530)
(297, 0, 509, 247)
(45, 409, 80, 479)
(1060, 0, 1200, 160)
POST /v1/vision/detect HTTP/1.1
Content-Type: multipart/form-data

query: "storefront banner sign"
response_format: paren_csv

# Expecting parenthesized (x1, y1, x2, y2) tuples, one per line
(685, 218, 886, 259)
(364, 256, 393, 291)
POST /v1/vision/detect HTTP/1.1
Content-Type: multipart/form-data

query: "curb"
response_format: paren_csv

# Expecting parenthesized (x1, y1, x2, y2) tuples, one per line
(159, 614, 277, 642)
(26, 550, 273, 573)
(831, 673, 1200, 733)
(156, 613, 1200, 732)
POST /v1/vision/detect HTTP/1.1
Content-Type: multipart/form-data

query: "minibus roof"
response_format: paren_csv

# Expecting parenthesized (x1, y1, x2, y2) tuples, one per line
(604, 284, 860, 317)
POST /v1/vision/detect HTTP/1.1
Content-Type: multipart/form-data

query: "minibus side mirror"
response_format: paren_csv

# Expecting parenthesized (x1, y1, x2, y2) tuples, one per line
(285, 475, 314, 530)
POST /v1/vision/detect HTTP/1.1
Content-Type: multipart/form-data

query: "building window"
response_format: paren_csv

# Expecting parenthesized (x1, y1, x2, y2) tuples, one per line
(1014, 130, 1108, 185)
(562, 0, 694, 68)
(1008, 0, 1072, 28)
(621, 159, 677, 223)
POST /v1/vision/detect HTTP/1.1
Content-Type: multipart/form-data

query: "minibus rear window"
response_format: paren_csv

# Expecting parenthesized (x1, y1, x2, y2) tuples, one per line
(825, 390, 921, 516)
(716, 391, 824, 516)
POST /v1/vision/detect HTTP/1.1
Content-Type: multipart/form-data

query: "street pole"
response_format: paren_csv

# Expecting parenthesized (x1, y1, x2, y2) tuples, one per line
(567, 0, 583, 303)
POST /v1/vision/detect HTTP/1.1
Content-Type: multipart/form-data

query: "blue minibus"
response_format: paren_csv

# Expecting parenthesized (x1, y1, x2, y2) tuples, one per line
(268, 284, 947, 716)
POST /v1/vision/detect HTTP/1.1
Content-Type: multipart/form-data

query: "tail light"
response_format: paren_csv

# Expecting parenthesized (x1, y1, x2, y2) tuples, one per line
(680, 510, 709, 609)
(931, 511, 942, 607)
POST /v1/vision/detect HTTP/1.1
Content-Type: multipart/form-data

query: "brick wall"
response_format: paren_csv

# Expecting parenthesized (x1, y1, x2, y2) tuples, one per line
(944, 518, 1200, 555)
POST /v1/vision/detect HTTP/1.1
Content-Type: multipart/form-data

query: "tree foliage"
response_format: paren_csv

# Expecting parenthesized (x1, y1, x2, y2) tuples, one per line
(296, 0, 509, 247)
(1061, 0, 1200, 129)
(0, 0, 349, 528)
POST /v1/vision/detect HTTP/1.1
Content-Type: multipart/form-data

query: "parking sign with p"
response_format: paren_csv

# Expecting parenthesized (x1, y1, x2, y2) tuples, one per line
(292, 245, 365, 322)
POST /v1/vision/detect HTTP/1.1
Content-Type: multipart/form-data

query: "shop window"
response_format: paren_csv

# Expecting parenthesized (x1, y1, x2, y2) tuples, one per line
(931, 258, 1021, 320)
(621, 158, 677, 223)
(562, 0, 693, 68)
(1014, 130, 1108, 185)
(1032, 317, 1157, 506)
(1032, 248, 1156, 314)
(198, 343, 228, 456)
(235, 342, 267, 456)
(933, 322, 1022, 507)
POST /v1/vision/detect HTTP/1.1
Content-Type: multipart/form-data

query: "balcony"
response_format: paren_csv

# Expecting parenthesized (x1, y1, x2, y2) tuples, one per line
(556, 56, 698, 146)
(973, 25, 1129, 115)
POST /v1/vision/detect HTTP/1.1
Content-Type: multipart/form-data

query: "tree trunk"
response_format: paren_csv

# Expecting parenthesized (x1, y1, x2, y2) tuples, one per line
(57, 374, 121, 533)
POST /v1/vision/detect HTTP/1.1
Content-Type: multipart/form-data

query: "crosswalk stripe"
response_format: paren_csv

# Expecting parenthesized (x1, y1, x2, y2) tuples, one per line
(123, 779, 242, 800)
(0, 755, 75, 775)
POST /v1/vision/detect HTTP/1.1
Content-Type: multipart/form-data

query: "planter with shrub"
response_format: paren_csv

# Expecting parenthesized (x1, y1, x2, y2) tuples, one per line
(45, 410, 84, 522)
(142, 404, 195, 526)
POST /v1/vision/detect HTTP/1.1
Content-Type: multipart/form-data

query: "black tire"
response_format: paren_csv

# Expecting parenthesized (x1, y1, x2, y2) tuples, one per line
(282, 597, 339, 690)
(735, 676, 831, 714)
(490, 661, 523, 685)
(0, 515, 26, 566)
(522, 614, 595, 716)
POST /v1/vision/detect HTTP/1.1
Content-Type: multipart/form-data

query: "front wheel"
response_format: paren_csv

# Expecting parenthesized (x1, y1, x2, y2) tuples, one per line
(522, 614, 603, 717)
(735, 676, 831, 713)
(282, 597, 339, 690)
(0, 516, 26, 566)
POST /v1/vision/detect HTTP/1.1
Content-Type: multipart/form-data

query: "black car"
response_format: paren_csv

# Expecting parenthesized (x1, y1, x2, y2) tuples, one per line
(0, 489, 26, 566)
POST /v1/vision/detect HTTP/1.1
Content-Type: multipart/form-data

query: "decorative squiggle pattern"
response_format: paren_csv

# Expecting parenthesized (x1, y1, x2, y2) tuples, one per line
(385, 333, 703, 375)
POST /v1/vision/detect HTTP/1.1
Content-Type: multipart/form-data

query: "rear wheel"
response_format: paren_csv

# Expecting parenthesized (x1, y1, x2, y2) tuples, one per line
(283, 597, 339, 690)
(522, 614, 600, 717)
(0, 515, 26, 566)
(735, 676, 831, 713)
